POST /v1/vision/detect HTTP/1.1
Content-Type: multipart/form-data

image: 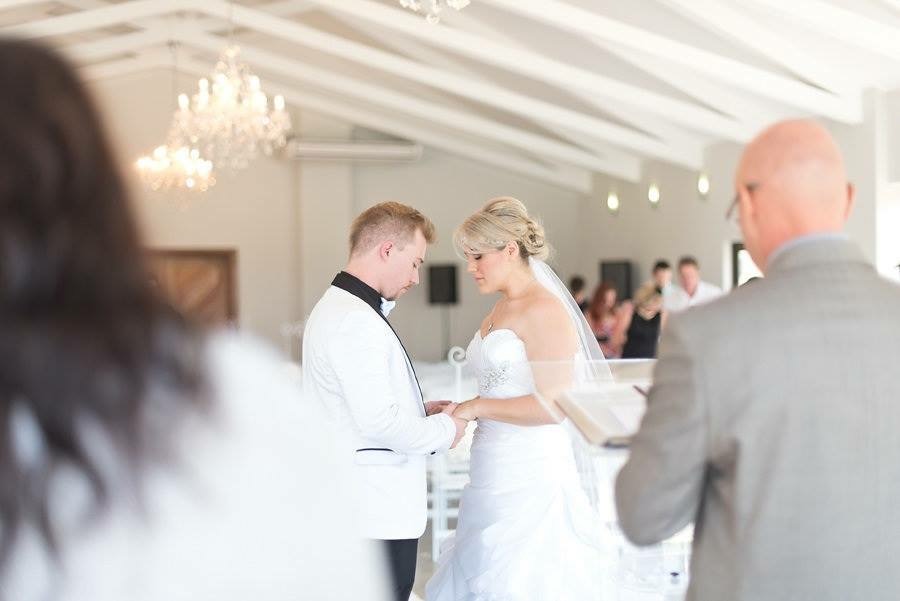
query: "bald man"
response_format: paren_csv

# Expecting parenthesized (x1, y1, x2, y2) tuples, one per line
(616, 120, 900, 601)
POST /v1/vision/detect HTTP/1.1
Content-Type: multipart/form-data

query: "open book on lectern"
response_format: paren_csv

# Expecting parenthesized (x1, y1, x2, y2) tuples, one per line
(554, 359, 655, 448)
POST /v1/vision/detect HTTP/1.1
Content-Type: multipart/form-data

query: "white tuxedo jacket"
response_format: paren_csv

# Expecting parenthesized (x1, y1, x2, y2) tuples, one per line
(302, 278, 455, 540)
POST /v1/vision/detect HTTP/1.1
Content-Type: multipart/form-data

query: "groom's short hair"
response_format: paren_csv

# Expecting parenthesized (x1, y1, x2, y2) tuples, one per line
(350, 202, 436, 256)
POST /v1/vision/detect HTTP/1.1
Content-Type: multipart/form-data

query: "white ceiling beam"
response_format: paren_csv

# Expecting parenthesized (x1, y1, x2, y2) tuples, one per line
(246, 86, 593, 194)
(79, 49, 168, 81)
(479, 0, 861, 123)
(72, 22, 632, 178)
(439, 8, 707, 171)
(36, 0, 699, 166)
(243, 0, 314, 18)
(445, 8, 706, 152)
(59, 0, 314, 19)
(604, 45, 792, 134)
(553, 129, 639, 164)
(264, 86, 593, 195)
(659, 0, 857, 94)
(266, 89, 595, 194)
(176, 28, 638, 180)
(86, 52, 593, 193)
(0, 0, 45, 9)
(93, 0, 638, 170)
(58, 0, 315, 62)
(329, 13, 472, 86)
(583, 98, 705, 154)
(176, 18, 636, 178)
(201, 0, 699, 165)
(171, 1, 699, 167)
(298, 0, 752, 140)
(0, 0, 182, 38)
(65, 27, 170, 61)
(739, 0, 900, 62)
(330, 13, 645, 175)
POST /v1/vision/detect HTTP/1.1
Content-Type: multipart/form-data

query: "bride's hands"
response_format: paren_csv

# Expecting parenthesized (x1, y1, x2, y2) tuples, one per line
(451, 399, 479, 422)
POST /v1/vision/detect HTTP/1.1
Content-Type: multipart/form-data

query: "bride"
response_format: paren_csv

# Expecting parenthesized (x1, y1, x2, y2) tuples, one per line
(426, 197, 611, 601)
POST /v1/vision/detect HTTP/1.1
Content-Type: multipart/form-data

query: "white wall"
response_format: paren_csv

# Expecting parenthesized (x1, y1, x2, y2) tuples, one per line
(885, 89, 900, 185)
(830, 92, 878, 264)
(296, 113, 354, 322)
(875, 89, 900, 280)
(575, 146, 743, 297)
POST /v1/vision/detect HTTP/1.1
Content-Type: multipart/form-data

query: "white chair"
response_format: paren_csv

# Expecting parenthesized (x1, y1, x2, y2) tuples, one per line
(418, 347, 477, 561)
(427, 421, 475, 560)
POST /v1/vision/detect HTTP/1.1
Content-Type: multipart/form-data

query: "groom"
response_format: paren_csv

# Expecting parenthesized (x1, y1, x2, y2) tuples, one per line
(303, 201, 467, 601)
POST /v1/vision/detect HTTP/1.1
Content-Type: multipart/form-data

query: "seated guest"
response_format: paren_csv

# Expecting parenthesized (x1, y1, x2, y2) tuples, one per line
(569, 275, 589, 313)
(665, 255, 722, 312)
(616, 119, 900, 601)
(586, 281, 620, 358)
(614, 283, 666, 359)
(0, 39, 388, 601)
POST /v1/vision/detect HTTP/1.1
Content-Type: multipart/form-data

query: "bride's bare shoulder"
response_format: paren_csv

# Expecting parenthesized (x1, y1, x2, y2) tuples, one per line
(520, 289, 572, 333)
(515, 294, 577, 360)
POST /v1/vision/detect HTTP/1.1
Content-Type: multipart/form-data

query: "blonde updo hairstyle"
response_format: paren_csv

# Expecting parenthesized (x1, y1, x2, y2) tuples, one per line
(454, 197, 551, 262)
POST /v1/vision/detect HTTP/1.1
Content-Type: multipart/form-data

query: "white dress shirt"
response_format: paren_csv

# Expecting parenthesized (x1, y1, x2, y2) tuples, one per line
(5, 331, 390, 601)
(665, 280, 723, 313)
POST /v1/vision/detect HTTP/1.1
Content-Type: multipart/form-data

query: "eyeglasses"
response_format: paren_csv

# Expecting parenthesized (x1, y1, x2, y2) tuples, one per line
(726, 182, 759, 221)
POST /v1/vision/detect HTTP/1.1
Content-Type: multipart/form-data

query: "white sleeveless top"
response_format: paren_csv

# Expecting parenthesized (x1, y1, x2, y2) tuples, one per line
(3, 332, 390, 601)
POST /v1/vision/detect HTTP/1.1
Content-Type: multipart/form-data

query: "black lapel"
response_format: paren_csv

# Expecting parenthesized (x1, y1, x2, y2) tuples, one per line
(331, 272, 426, 412)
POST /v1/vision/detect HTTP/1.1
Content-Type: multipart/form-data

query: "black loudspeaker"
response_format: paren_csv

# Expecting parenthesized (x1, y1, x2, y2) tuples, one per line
(428, 264, 458, 304)
(600, 260, 633, 300)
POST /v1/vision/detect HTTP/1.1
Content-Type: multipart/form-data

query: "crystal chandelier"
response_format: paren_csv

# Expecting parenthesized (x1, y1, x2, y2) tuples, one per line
(399, 0, 470, 23)
(173, 45, 292, 171)
(135, 132, 216, 193)
(135, 41, 216, 194)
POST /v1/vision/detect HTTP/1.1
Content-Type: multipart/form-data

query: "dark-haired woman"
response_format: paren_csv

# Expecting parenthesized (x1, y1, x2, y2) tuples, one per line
(585, 281, 620, 358)
(0, 39, 387, 600)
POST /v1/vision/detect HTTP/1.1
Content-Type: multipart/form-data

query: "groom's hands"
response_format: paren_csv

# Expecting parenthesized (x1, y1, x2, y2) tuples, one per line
(425, 400, 453, 416)
(429, 401, 469, 449)
(425, 400, 467, 449)
(426, 400, 474, 448)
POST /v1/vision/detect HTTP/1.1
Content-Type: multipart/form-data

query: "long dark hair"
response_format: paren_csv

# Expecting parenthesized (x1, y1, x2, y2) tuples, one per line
(0, 39, 205, 569)
(588, 281, 617, 324)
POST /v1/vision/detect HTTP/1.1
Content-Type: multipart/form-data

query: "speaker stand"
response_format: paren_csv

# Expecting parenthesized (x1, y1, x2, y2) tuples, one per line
(441, 304, 451, 358)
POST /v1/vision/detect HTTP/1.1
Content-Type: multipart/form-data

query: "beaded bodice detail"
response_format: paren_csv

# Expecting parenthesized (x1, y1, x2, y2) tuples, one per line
(467, 329, 535, 398)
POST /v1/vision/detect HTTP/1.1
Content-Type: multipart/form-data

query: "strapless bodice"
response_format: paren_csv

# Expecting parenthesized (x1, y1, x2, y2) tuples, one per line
(464, 329, 571, 464)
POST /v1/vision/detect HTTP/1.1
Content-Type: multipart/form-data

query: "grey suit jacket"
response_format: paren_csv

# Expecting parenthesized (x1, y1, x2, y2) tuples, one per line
(616, 238, 900, 601)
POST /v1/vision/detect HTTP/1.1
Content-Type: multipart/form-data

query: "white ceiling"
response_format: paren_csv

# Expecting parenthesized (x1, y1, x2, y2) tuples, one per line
(3, 0, 900, 193)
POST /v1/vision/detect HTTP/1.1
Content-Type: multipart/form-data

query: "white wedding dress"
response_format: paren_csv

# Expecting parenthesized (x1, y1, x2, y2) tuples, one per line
(426, 328, 613, 601)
